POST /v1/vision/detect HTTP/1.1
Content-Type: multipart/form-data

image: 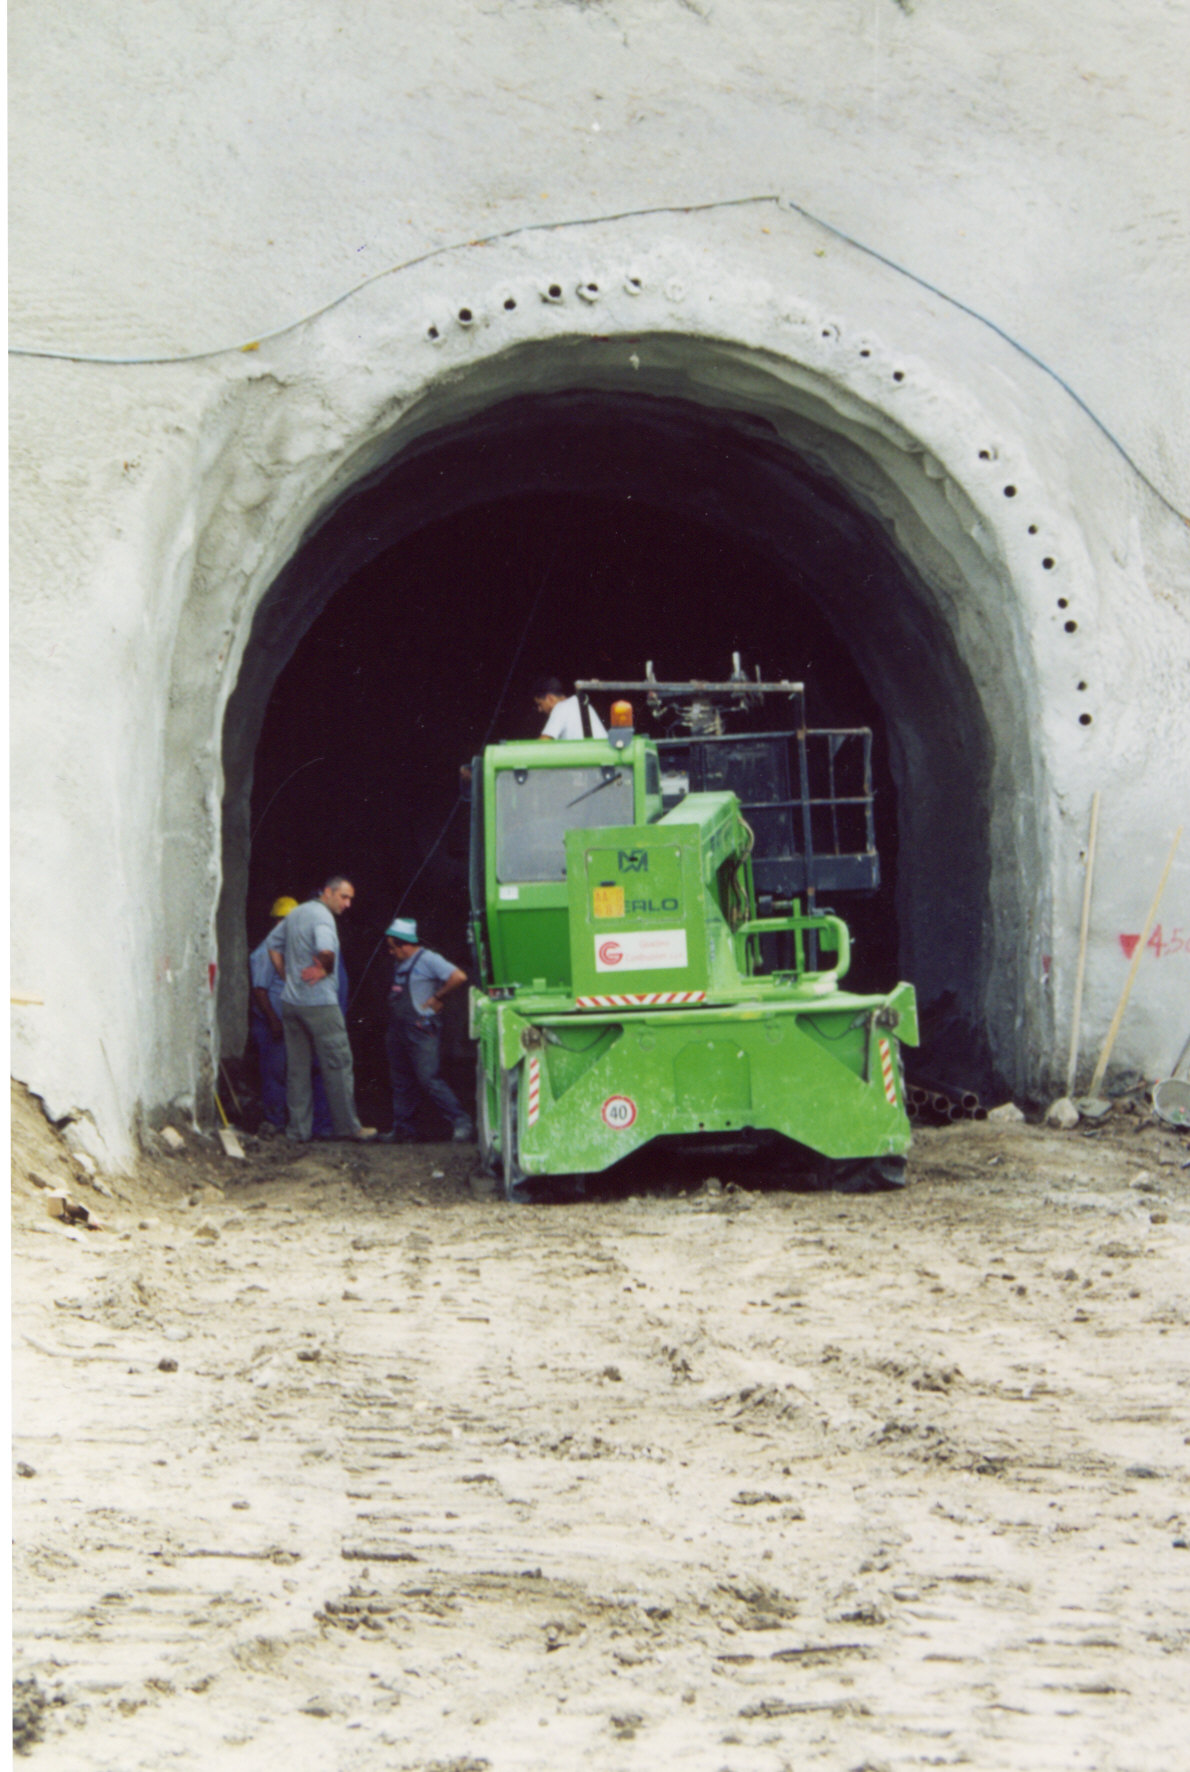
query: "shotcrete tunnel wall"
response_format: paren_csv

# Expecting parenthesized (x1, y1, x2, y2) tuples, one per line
(219, 381, 1002, 1092)
(12, 212, 1190, 1167)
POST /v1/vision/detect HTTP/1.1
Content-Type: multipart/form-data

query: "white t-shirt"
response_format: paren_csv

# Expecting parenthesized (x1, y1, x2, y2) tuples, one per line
(541, 694, 607, 740)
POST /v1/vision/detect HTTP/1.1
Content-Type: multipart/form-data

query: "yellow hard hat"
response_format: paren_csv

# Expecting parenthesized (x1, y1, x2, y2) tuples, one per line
(270, 895, 299, 918)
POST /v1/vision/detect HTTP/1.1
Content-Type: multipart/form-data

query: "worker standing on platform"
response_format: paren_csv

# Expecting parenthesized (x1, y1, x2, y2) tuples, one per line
(532, 676, 607, 740)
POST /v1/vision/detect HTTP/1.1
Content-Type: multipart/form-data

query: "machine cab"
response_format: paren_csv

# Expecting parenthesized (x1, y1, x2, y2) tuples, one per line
(469, 729, 663, 992)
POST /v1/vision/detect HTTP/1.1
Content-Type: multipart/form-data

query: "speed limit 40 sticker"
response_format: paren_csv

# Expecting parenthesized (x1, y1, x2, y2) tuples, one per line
(601, 1094, 638, 1130)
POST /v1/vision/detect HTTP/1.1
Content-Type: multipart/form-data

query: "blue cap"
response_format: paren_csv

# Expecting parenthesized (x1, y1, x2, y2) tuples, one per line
(386, 916, 419, 943)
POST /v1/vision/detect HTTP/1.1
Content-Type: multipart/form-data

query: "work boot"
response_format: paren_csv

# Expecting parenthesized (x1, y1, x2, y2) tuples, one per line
(378, 1127, 417, 1145)
(451, 1118, 475, 1143)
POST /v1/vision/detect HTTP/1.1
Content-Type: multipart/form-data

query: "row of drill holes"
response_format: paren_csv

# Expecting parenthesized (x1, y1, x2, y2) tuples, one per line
(974, 462, 1062, 573)
(428, 277, 616, 339)
(980, 451, 1087, 715)
(824, 338, 902, 380)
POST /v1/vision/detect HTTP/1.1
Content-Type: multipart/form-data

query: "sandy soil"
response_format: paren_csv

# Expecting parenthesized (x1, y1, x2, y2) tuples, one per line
(10, 1082, 1190, 1770)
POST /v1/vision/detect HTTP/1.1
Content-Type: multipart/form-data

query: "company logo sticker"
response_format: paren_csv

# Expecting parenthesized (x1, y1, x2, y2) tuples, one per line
(601, 1094, 638, 1129)
(594, 929, 688, 973)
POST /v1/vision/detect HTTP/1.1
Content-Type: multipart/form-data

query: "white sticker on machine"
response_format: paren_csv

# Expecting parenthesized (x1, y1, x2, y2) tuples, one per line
(594, 929, 688, 972)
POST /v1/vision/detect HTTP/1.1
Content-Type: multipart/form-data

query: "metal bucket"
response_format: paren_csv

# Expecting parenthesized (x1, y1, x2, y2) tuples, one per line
(1153, 1078, 1190, 1128)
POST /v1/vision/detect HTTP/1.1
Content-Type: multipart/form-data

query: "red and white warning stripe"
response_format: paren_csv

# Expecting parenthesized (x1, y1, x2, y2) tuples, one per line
(879, 1037, 898, 1106)
(574, 991, 707, 1009)
(526, 1054, 542, 1126)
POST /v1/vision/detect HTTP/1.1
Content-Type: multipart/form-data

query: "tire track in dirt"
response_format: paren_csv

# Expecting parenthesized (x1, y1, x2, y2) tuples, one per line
(12, 1114, 1190, 1767)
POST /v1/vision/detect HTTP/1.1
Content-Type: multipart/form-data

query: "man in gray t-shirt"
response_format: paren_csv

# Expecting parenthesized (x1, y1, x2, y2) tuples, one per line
(267, 876, 374, 1142)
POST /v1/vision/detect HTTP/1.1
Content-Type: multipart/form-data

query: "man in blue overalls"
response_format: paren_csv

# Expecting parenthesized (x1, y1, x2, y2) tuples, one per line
(381, 917, 474, 1144)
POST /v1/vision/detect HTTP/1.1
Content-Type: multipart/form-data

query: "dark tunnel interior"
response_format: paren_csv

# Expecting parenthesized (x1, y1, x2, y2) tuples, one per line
(228, 389, 999, 1129)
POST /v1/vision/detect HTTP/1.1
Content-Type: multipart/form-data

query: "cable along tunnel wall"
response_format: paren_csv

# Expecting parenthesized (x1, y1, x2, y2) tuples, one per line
(14, 213, 1183, 1167)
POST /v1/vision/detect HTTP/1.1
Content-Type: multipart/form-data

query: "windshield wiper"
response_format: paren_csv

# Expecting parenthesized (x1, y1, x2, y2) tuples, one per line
(566, 770, 623, 808)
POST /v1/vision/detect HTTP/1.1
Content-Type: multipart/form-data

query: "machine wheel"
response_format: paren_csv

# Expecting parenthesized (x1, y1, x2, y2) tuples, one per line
(499, 1066, 528, 1202)
(821, 1154, 907, 1193)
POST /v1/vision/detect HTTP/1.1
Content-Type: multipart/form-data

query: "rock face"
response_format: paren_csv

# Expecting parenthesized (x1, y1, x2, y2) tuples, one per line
(9, 2, 1189, 1161)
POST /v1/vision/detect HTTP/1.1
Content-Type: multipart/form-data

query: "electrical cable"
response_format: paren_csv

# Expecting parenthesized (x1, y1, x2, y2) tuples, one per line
(7, 195, 779, 365)
(9, 188, 1183, 519)
(249, 755, 326, 844)
(347, 541, 556, 1008)
(346, 793, 465, 1010)
(778, 195, 1186, 524)
(477, 539, 561, 752)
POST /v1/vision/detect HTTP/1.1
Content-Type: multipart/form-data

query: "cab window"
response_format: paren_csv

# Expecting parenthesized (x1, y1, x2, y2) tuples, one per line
(495, 766, 634, 882)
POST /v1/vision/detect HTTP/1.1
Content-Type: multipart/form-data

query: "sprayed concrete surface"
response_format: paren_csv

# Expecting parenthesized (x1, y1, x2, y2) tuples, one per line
(12, 1085, 1190, 1769)
(10, 1, 1190, 1165)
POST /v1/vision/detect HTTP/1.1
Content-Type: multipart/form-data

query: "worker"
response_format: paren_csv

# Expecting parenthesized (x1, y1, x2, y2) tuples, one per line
(249, 895, 347, 1138)
(380, 916, 474, 1143)
(532, 676, 607, 740)
(267, 875, 375, 1143)
(249, 895, 299, 1133)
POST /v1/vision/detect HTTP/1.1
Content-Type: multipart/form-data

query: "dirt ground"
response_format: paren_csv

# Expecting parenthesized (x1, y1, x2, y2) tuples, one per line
(10, 1081, 1190, 1771)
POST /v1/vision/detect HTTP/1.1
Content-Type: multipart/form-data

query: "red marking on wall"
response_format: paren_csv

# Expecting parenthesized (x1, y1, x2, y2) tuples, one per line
(209, 963, 218, 992)
(1119, 926, 1188, 961)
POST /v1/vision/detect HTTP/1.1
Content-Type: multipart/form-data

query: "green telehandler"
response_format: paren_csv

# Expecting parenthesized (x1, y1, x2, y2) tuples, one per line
(467, 663, 917, 1199)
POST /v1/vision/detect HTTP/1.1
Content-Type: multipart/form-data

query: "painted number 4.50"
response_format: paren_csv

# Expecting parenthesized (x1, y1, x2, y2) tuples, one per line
(601, 1095, 638, 1130)
(1148, 925, 1186, 959)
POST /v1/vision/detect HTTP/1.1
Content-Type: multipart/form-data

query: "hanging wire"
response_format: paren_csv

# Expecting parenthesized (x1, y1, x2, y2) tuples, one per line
(249, 755, 326, 844)
(9, 187, 1182, 520)
(347, 543, 558, 1007)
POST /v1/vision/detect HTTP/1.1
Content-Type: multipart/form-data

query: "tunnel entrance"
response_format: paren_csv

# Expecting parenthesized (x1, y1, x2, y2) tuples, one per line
(222, 388, 1000, 1122)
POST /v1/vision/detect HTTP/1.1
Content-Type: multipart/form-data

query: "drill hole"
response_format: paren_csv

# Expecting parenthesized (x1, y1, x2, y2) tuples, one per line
(893, 370, 905, 382)
(1064, 620, 1078, 633)
(1079, 713, 1093, 726)
(504, 297, 517, 311)
(1042, 556, 1055, 570)
(1057, 597, 1069, 608)
(1077, 680, 1088, 691)
(1003, 484, 1017, 498)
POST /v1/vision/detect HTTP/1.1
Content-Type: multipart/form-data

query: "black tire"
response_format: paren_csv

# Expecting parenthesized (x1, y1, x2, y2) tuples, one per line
(820, 1154, 907, 1194)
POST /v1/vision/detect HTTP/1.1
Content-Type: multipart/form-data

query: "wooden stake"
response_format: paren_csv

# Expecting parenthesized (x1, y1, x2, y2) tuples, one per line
(1088, 826, 1182, 1098)
(1065, 792, 1100, 1096)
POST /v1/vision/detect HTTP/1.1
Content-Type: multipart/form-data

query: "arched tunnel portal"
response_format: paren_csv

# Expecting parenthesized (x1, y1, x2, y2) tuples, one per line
(219, 370, 1018, 1122)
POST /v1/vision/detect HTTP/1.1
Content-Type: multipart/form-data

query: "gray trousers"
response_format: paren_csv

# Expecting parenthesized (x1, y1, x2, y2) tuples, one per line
(281, 1004, 362, 1140)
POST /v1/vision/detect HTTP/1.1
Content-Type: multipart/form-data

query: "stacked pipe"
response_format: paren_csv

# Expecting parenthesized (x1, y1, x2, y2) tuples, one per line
(905, 1084, 986, 1124)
